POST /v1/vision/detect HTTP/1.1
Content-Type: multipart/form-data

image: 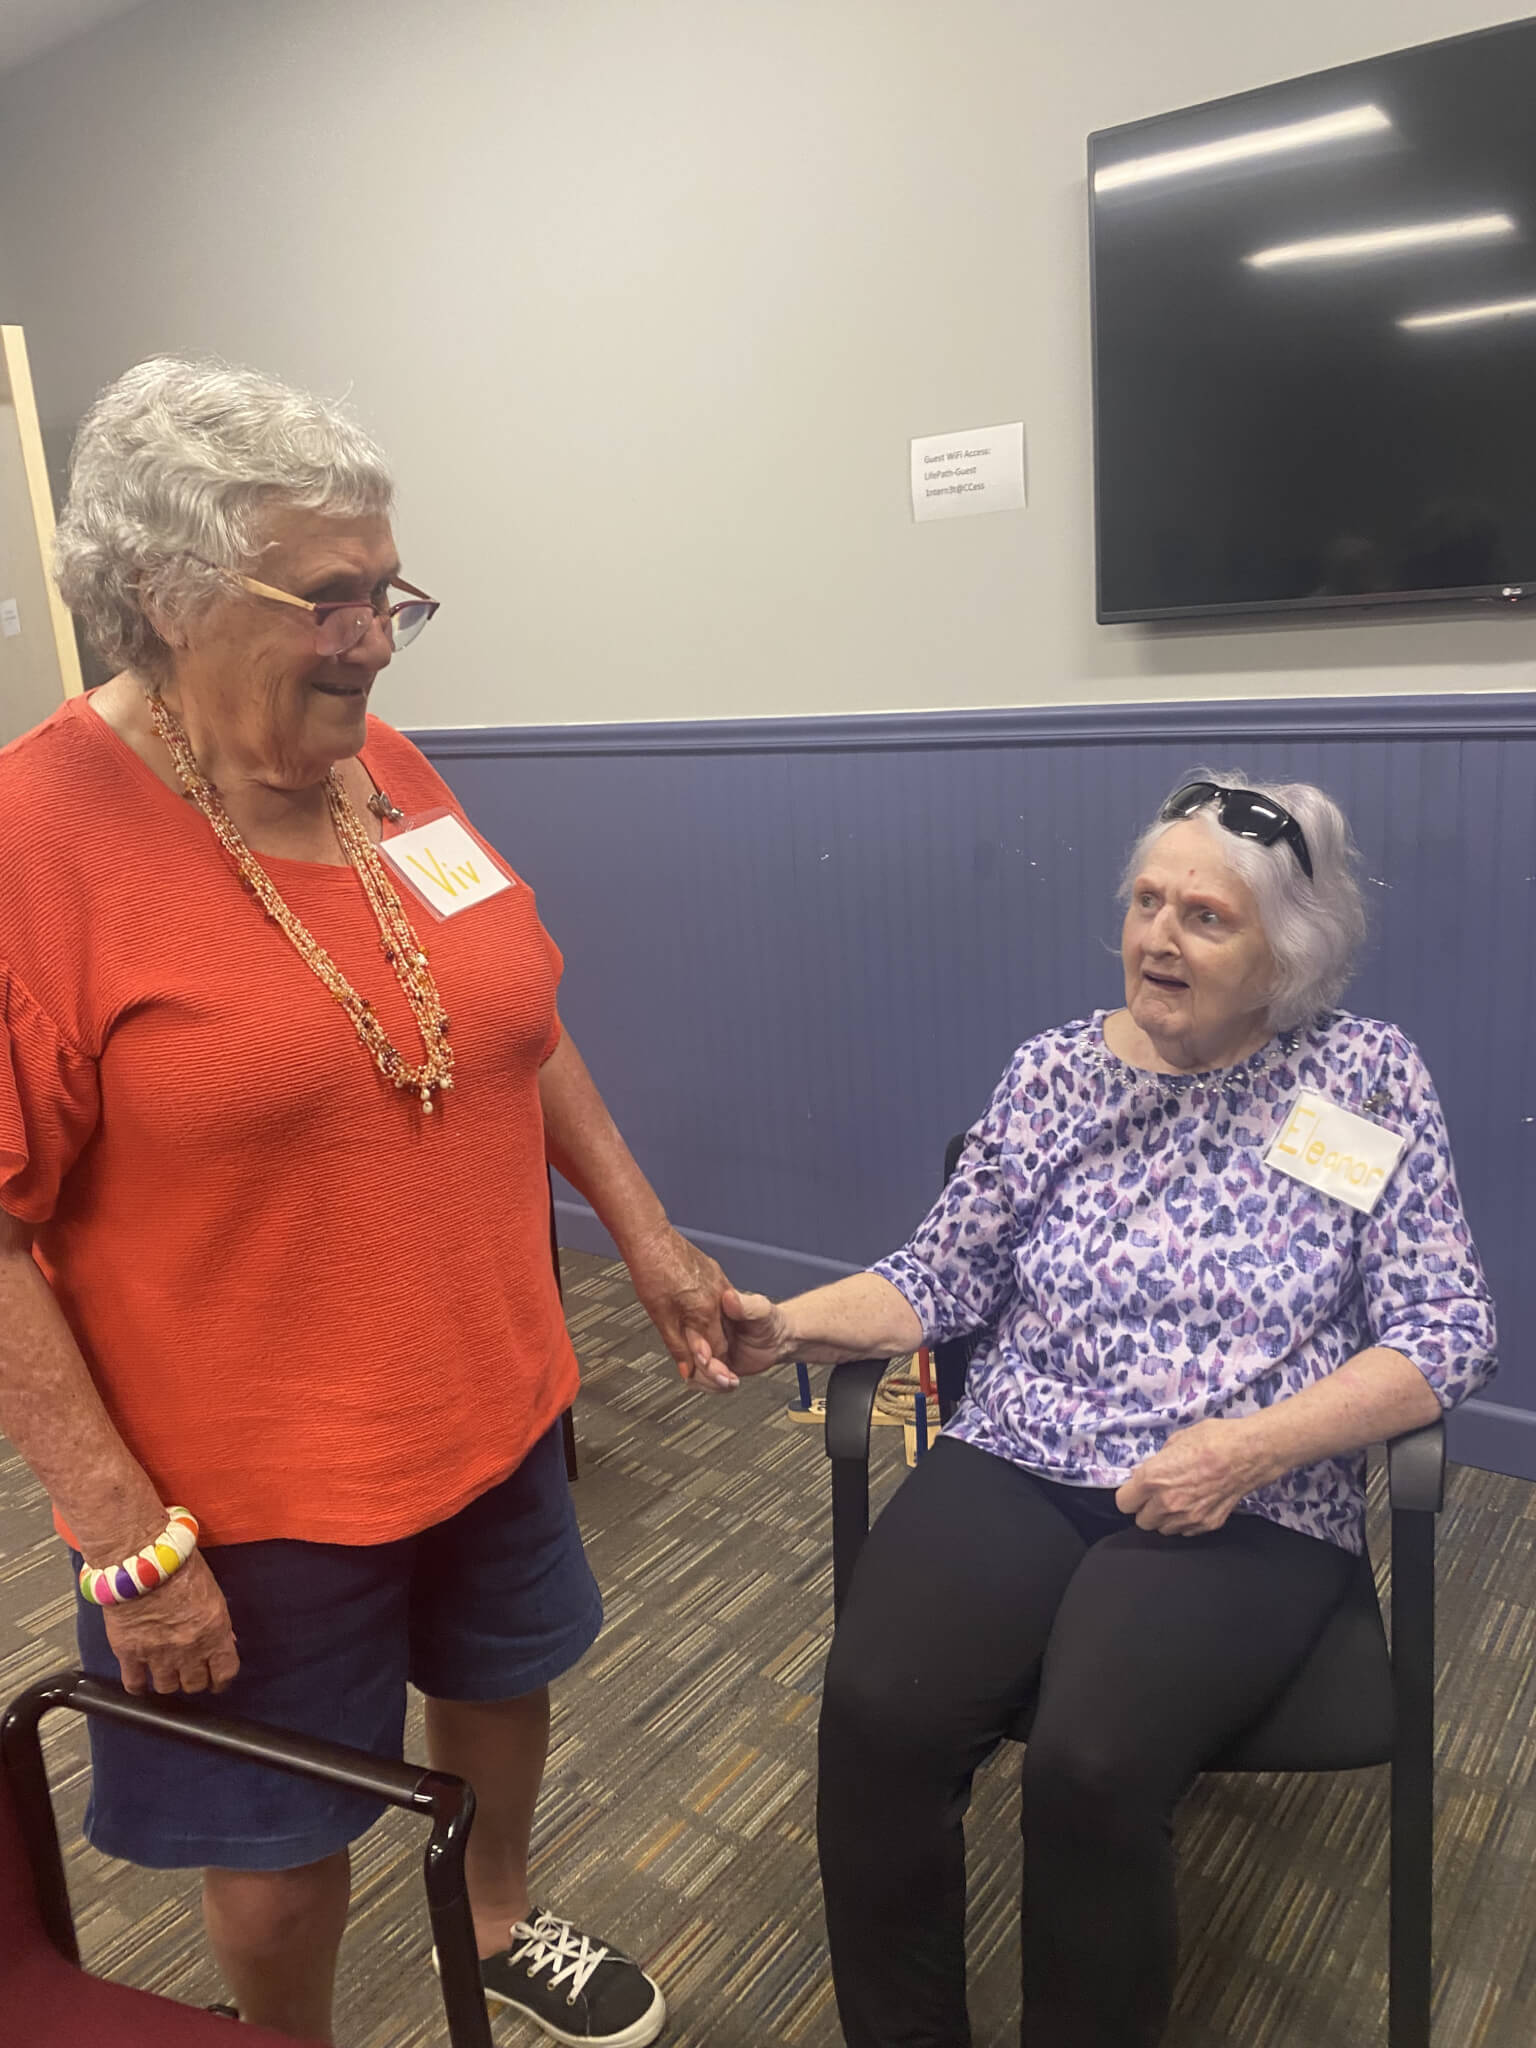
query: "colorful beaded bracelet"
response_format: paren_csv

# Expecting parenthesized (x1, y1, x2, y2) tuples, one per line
(78, 1508, 200, 1607)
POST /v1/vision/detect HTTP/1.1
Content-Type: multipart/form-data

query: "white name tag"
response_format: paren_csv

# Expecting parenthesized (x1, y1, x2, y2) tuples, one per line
(1265, 1089, 1407, 1213)
(377, 814, 513, 919)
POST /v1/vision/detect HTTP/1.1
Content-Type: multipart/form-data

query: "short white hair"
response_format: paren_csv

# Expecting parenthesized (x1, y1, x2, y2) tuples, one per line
(54, 355, 394, 676)
(1119, 772, 1367, 1032)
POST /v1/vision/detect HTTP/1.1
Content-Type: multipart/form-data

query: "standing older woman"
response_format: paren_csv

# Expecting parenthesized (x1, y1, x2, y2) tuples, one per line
(0, 357, 739, 2046)
(720, 777, 1496, 2048)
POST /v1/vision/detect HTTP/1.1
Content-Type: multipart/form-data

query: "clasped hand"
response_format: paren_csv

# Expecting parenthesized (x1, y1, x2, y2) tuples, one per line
(624, 1225, 742, 1391)
(623, 1230, 799, 1395)
(1114, 1418, 1267, 1537)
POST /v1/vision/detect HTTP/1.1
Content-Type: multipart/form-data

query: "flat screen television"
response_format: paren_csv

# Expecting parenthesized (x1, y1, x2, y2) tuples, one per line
(1089, 16, 1536, 622)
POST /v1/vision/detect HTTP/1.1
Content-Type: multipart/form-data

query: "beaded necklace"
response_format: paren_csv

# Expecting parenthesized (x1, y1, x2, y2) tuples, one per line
(147, 693, 455, 1112)
(1082, 1025, 1294, 1091)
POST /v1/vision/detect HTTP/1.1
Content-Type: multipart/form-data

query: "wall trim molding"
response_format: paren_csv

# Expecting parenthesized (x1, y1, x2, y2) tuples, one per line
(413, 692, 1536, 760)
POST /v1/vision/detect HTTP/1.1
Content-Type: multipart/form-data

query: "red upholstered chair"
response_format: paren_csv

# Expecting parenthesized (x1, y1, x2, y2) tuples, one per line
(1, 1668, 495, 2048)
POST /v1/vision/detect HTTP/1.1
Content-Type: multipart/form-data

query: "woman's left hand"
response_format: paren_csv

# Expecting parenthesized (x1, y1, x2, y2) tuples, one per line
(624, 1226, 739, 1392)
(1114, 1418, 1268, 1536)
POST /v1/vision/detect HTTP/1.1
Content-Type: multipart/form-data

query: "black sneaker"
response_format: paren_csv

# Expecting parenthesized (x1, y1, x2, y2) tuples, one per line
(442, 1909, 666, 2046)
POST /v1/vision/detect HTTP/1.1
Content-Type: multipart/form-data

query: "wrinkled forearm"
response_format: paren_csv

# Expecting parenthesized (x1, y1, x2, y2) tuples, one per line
(1232, 1345, 1443, 1488)
(0, 1231, 167, 1564)
(778, 1272, 924, 1365)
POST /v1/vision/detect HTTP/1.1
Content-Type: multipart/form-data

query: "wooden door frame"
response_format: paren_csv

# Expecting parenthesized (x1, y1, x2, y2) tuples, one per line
(0, 324, 83, 701)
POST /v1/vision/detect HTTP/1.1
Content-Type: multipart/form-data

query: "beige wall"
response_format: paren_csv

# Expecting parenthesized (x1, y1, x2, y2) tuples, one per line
(0, 0, 1531, 728)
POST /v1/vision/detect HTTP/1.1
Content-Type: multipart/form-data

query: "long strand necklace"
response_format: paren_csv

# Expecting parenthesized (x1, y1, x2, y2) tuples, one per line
(147, 693, 455, 1112)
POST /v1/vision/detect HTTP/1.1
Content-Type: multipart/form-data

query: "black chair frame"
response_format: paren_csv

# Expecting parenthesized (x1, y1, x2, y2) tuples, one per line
(550, 1178, 579, 1482)
(824, 1142, 1444, 2048)
(1, 1668, 495, 2048)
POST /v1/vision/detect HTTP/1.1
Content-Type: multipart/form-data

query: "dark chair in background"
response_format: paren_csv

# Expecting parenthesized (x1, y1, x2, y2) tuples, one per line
(1, 1668, 495, 2048)
(824, 1133, 1444, 2048)
(548, 1172, 579, 1481)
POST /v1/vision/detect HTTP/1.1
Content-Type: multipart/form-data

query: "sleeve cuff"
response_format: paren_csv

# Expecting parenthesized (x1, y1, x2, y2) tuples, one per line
(871, 1251, 976, 1347)
(1373, 1313, 1496, 1411)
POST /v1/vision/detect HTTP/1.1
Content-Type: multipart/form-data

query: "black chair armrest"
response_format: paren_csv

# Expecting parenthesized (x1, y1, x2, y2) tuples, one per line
(1, 1668, 493, 2048)
(1386, 1416, 1446, 1514)
(52, 1677, 452, 1802)
(824, 1359, 891, 1620)
(825, 1358, 890, 1463)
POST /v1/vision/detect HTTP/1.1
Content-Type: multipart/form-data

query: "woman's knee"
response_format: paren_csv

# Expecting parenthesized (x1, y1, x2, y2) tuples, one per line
(203, 1849, 350, 1957)
(819, 1638, 1007, 1818)
(819, 1611, 977, 1771)
(819, 1634, 911, 1764)
(1022, 1729, 1163, 1841)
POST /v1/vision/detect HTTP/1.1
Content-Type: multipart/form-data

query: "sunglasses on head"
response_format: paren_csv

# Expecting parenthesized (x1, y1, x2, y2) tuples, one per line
(1159, 781, 1314, 881)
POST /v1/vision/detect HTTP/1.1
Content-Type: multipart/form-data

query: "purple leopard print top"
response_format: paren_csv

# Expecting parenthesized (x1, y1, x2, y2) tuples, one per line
(873, 1009, 1495, 1553)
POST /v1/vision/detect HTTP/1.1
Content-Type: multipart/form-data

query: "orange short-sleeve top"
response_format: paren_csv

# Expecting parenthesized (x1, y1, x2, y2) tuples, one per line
(0, 698, 578, 1545)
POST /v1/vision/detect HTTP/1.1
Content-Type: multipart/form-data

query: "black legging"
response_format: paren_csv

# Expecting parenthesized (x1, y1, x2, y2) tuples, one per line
(817, 1435, 1356, 2048)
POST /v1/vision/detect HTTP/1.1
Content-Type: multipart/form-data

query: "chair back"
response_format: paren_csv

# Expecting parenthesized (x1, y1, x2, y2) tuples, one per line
(934, 1133, 974, 1422)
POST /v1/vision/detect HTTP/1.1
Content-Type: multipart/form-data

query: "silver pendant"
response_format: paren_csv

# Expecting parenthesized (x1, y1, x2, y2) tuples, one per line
(367, 789, 406, 824)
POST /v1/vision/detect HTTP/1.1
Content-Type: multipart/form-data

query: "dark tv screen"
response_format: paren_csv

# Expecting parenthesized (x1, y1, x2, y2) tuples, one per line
(1089, 17, 1536, 622)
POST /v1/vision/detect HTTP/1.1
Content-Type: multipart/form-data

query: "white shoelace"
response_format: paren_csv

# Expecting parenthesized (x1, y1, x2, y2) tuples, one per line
(510, 1912, 611, 2004)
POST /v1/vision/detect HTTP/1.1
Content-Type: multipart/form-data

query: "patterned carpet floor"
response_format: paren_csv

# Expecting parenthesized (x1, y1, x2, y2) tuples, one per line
(2, 1248, 1535, 2046)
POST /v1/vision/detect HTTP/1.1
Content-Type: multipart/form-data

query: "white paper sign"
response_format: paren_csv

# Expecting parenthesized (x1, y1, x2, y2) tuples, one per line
(0, 599, 19, 637)
(910, 422, 1026, 523)
(377, 814, 513, 919)
(1265, 1090, 1408, 1213)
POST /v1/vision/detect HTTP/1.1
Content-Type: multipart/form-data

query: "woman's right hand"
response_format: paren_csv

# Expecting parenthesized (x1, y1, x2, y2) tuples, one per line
(719, 1288, 791, 1378)
(100, 1549, 239, 1696)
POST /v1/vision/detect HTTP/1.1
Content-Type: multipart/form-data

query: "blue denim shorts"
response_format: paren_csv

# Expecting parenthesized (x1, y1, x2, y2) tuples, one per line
(73, 1421, 602, 1871)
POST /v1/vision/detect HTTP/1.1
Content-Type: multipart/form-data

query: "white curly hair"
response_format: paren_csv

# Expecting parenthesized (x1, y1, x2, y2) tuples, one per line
(54, 355, 394, 677)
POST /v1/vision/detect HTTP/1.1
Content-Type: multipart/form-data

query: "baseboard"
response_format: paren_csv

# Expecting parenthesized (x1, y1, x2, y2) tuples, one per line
(552, 1198, 861, 1300)
(1446, 1398, 1536, 1484)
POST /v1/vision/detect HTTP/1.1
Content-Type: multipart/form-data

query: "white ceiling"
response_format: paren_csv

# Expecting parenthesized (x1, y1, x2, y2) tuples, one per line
(0, 0, 146, 77)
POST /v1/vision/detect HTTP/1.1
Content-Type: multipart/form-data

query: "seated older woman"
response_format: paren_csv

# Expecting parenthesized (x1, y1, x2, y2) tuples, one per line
(721, 777, 1496, 2048)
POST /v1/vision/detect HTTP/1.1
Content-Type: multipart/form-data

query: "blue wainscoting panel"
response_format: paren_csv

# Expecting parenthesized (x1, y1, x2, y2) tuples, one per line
(414, 697, 1536, 1483)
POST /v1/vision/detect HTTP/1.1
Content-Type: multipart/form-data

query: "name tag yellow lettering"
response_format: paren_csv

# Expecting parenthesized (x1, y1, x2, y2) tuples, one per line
(1264, 1089, 1407, 1214)
(1275, 1103, 1317, 1157)
(377, 814, 514, 919)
